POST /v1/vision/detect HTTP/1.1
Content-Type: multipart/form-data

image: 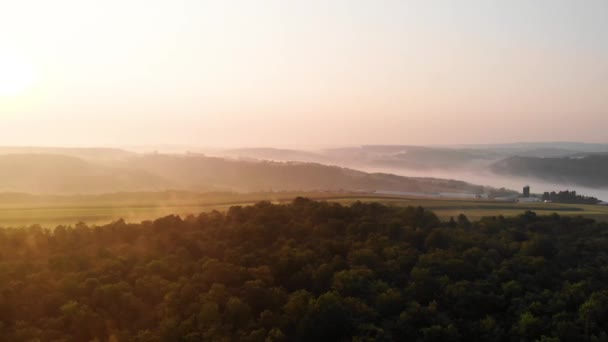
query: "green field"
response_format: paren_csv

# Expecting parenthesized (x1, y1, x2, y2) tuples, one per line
(1, 191, 607, 227)
(323, 196, 608, 221)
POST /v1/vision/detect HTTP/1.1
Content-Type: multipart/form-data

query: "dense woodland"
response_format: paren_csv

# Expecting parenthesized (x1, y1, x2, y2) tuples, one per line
(1, 199, 608, 341)
(541, 191, 600, 205)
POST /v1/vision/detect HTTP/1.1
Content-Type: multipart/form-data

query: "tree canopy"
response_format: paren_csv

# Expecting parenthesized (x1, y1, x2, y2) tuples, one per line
(541, 190, 600, 205)
(0, 199, 607, 341)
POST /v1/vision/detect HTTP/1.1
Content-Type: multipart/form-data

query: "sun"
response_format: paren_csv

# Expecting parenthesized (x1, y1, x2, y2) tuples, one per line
(0, 55, 36, 97)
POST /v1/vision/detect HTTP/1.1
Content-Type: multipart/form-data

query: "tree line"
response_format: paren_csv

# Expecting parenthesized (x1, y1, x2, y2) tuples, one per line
(541, 190, 600, 204)
(0, 198, 607, 341)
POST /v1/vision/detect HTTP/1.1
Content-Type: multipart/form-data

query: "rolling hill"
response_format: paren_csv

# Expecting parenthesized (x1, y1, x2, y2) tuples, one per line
(0, 146, 135, 161)
(0, 154, 171, 193)
(7, 142, 606, 196)
(215, 144, 592, 172)
(220, 147, 327, 163)
(121, 154, 487, 193)
(0, 152, 488, 194)
(491, 154, 608, 188)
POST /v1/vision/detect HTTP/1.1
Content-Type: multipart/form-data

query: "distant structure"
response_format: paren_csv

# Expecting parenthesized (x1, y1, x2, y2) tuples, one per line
(518, 197, 540, 203)
(518, 185, 540, 203)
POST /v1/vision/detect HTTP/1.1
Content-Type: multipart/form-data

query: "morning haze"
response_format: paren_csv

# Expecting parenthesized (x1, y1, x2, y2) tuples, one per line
(1, 0, 607, 147)
(3, 1, 608, 341)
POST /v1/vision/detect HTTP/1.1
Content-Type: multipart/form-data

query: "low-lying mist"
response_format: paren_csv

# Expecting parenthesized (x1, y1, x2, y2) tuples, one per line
(355, 165, 608, 201)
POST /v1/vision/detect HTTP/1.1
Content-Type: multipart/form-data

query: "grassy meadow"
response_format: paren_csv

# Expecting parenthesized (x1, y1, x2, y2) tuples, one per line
(324, 196, 608, 221)
(1, 191, 608, 227)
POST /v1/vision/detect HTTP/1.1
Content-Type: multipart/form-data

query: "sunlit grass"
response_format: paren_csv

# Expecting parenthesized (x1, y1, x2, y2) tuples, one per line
(1, 192, 607, 228)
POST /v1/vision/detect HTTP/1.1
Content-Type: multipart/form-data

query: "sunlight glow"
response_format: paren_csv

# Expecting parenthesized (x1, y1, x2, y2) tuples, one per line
(0, 55, 36, 97)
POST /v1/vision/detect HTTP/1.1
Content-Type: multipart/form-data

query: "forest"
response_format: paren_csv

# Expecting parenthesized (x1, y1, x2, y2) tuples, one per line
(1, 199, 608, 341)
(541, 191, 600, 205)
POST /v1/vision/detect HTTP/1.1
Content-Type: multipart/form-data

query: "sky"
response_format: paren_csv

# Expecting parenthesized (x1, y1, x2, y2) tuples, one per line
(0, 0, 607, 148)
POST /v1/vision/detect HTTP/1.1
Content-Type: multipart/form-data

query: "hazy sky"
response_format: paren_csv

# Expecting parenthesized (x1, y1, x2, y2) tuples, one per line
(1, 0, 607, 148)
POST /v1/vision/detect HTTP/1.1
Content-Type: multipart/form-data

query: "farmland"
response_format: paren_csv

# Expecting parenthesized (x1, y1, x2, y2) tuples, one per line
(1, 191, 608, 227)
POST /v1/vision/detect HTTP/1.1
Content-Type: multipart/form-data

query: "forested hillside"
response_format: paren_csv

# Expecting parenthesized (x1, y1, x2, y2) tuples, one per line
(122, 154, 485, 193)
(323, 145, 501, 171)
(492, 155, 608, 188)
(0, 153, 487, 194)
(1, 200, 608, 341)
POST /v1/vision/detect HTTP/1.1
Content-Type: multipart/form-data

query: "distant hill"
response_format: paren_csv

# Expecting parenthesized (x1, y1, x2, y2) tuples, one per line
(506, 148, 581, 158)
(0, 154, 170, 194)
(371, 147, 498, 170)
(220, 147, 327, 163)
(9, 143, 608, 195)
(210, 143, 608, 172)
(322, 145, 502, 170)
(491, 155, 608, 187)
(0, 147, 135, 162)
(206, 144, 608, 197)
(121, 154, 486, 193)
(464, 142, 608, 154)
(324, 143, 608, 169)
(0, 152, 488, 194)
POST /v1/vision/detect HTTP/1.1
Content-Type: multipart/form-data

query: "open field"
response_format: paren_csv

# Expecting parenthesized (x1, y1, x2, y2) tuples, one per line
(322, 196, 608, 221)
(0, 191, 355, 227)
(1, 191, 608, 227)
